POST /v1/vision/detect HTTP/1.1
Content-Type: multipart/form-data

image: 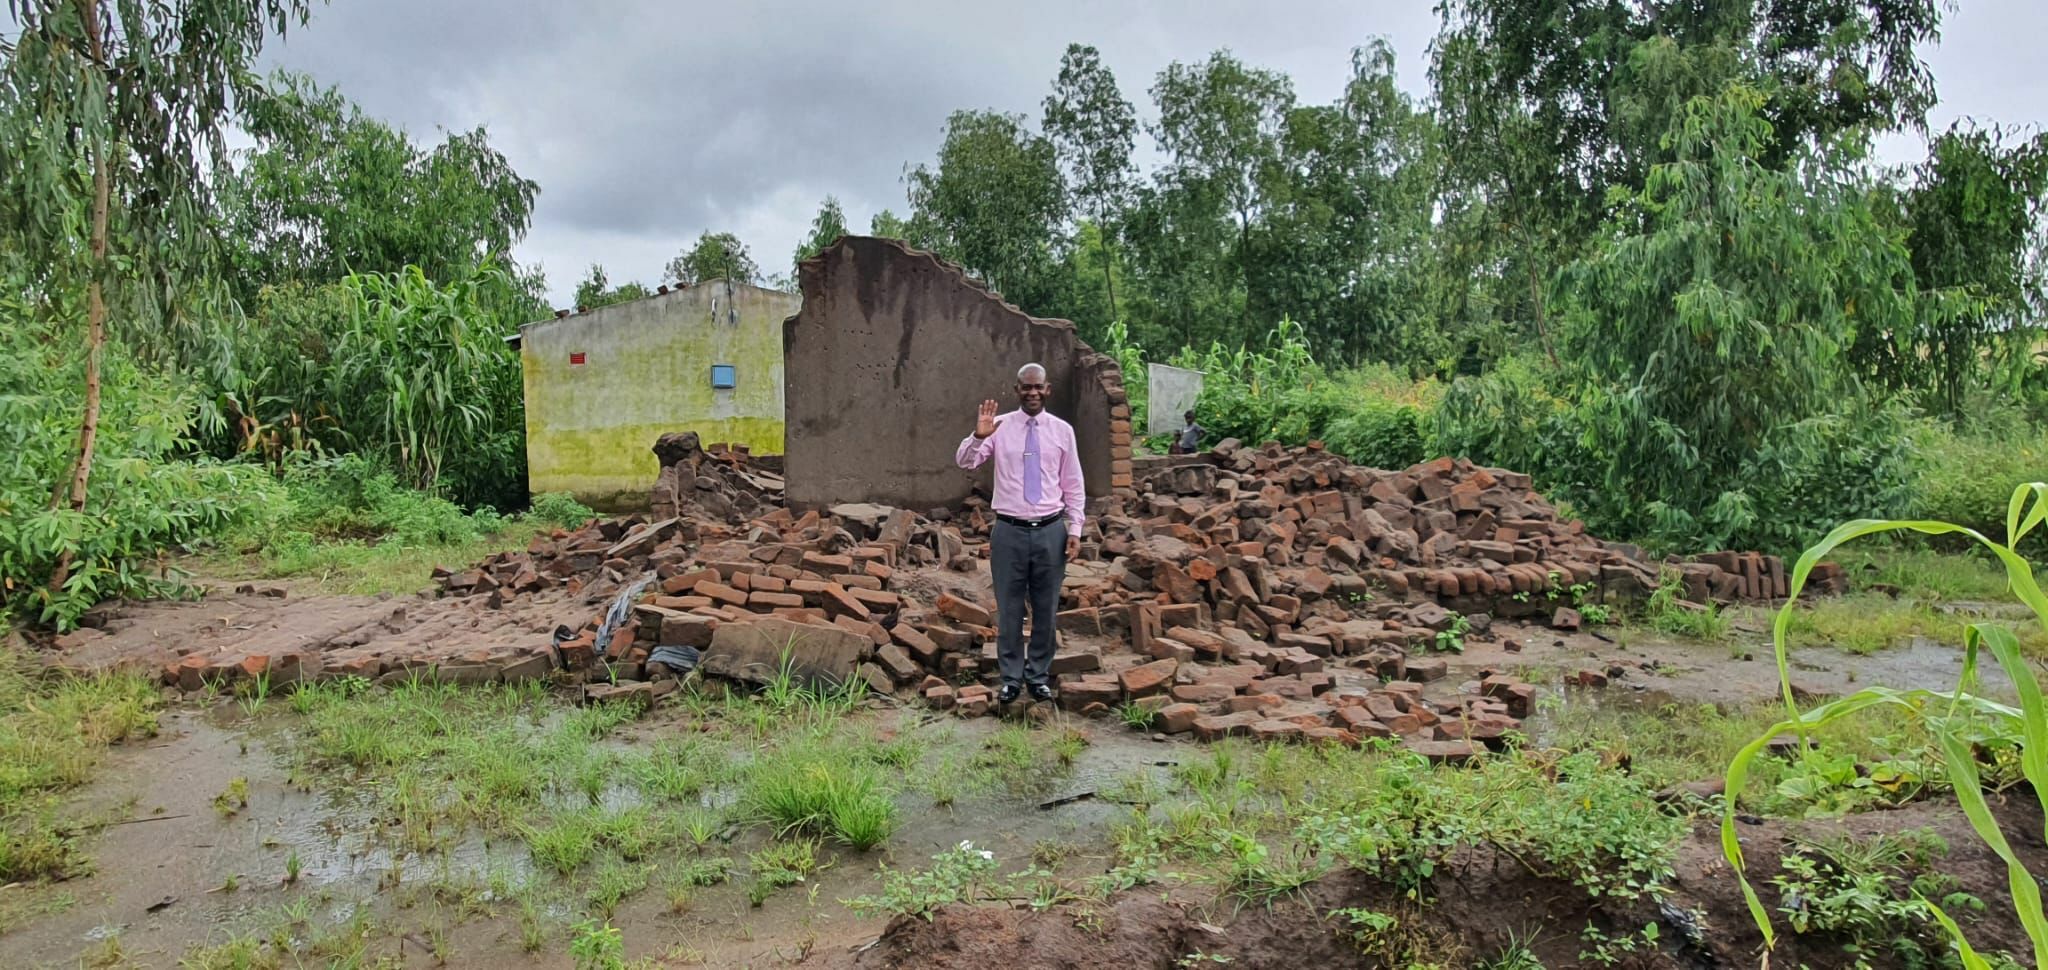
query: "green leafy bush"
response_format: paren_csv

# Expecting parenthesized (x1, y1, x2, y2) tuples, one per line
(1323, 399, 1428, 470)
(529, 492, 597, 530)
(0, 310, 282, 629)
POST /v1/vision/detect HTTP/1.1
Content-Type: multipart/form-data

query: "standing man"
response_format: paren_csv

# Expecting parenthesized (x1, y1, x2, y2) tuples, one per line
(955, 363, 1085, 704)
(1174, 410, 1203, 455)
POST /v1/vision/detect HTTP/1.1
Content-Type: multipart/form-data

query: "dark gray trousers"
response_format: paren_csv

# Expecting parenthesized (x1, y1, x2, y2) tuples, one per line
(990, 518, 1066, 687)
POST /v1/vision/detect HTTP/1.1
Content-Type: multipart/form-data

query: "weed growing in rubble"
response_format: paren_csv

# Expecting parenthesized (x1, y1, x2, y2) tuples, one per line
(1116, 701, 1158, 730)
(1433, 614, 1470, 652)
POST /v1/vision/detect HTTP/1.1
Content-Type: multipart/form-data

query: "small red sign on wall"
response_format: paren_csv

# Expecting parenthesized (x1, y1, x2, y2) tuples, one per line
(569, 352, 586, 366)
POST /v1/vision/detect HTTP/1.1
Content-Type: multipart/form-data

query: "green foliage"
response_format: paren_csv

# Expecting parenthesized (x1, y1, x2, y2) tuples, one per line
(1772, 829, 1985, 969)
(331, 263, 526, 506)
(572, 264, 651, 311)
(568, 919, 625, 970)
(1642, 569, 1731, 640)
(1043, 44, 1137, 324)
(664, 231, 760, 287)
(1720, 482, 2048, 968)
(220, 70, 539, 296)
(528, 492, 596, 530)
(906, 109, 1067, 307)
(1878, 122, 2048, 415)
(848, 840, 1001, 921)
(1910, 418, 2048, 557)
(0, 660, 160, 880)
(1554, 83, 1920, 551)
(790, 196, 849, 281)
(742, 739, 898, 849)
(745, 837, 821, 905)
(1432, 614, 1470, 654)
(0, 311, 281, 629)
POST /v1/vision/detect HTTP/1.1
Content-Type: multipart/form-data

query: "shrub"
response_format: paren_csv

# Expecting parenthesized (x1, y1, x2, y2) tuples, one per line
(1323, 399, 1428, 470)
(529, 491, 596, 530)
(0, 309, 283, 629)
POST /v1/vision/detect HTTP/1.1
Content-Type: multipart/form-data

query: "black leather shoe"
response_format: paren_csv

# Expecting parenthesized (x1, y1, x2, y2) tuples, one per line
(1029, 682, 1056, 702)
(998, 683, 1022, 705)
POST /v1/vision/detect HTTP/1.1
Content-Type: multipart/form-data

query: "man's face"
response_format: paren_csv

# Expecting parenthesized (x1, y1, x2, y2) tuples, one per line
(1015, 374, 1048, 415)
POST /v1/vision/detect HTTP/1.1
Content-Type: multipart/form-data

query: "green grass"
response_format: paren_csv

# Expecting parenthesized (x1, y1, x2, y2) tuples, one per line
(204, 519, 550, 596)
(1775, 595, 2048, 656)
(742, 734, 899, 849)
(0, 657, 160, 881)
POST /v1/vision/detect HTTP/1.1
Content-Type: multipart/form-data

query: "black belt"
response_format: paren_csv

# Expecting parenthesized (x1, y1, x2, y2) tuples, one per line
(996, 511, 1066, 529)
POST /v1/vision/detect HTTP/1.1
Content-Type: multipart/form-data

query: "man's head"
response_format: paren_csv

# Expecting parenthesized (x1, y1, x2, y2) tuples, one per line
(1184, 410, 1196, 425)
(1015, 363, 1049, 416)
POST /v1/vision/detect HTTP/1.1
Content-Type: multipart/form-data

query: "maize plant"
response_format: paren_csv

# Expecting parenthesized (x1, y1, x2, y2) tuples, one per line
(1721, 482, 2048, 968)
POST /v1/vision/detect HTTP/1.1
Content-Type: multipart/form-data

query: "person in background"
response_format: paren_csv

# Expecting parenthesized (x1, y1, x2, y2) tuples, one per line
(953, 363, 1085, 704)
(1175, 410, 1203, 455)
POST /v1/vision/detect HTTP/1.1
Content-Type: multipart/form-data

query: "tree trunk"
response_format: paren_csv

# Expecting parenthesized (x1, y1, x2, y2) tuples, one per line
(1100, 231, 1120, 326)
(51, 0, 111, 593)
(1528, 257, 1559, 368)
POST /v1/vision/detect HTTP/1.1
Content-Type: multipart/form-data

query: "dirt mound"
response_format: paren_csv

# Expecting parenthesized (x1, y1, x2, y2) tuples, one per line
(810, 799, 2044, 970)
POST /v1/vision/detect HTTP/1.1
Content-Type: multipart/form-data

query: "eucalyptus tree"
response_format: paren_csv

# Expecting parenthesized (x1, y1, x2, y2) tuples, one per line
(0, 0, 315, 591)
(1043, 43, 1137, 323)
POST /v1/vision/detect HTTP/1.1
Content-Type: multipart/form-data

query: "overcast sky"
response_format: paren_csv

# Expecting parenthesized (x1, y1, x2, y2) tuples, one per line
(258, 0, 2048, 307)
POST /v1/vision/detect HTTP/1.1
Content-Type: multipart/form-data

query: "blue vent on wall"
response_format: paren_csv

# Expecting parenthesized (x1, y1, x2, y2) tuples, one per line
(710, 364, 736, 389)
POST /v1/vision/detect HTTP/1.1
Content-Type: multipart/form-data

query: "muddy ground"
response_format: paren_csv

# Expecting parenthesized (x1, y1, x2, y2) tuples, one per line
(820, 796, 2048, 970)
(3, 582, 2040, 969)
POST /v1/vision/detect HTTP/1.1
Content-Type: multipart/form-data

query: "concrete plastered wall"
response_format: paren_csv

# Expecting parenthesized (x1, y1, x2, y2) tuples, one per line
(520, 281, 797, 510)
(782, 236, 1132, 511)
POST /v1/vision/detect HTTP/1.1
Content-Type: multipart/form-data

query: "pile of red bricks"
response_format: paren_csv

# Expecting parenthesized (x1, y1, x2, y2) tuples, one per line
(406, 439, 1843, 757)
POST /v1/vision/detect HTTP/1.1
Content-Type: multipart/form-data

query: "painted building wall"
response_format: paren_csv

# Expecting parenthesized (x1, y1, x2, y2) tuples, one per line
(520, 281, 796, 510)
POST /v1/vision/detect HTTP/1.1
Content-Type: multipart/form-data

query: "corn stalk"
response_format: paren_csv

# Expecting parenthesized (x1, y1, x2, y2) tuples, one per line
(1720, 482, 2048, 968)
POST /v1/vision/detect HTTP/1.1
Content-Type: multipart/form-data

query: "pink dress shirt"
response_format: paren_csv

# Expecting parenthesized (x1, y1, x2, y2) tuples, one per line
(955, 409, 1086, 538)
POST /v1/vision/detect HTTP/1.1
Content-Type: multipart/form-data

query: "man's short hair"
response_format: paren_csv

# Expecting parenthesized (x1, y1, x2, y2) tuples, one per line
(1185, 410, 1196, 421)
(1017, 363, 1048, 383)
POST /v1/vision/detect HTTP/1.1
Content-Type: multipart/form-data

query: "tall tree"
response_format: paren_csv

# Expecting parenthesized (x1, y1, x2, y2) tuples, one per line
(664, 231, 760, 286)
(220, 71, 538, 295)
(904, 110, 1068, 308)
(869, 208, 912, 241)
(1429, 0, 1944, 362)
(1249, 41, 1436, 366)
(1149, 51, 1294, 274)
(791, 195, 848, 279)
(1043, 43, 1137, 324)
(1877, 123, 2048, 415)
(1557, 83, 1919, 549)
(0, 0, 314, 592)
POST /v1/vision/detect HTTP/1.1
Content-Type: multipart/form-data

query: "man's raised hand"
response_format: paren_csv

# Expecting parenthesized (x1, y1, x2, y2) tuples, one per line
(974, 399, 1002, 439)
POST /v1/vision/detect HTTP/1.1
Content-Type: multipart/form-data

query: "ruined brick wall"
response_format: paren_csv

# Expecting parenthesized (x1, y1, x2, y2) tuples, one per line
(782, 236, 1132, 512)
